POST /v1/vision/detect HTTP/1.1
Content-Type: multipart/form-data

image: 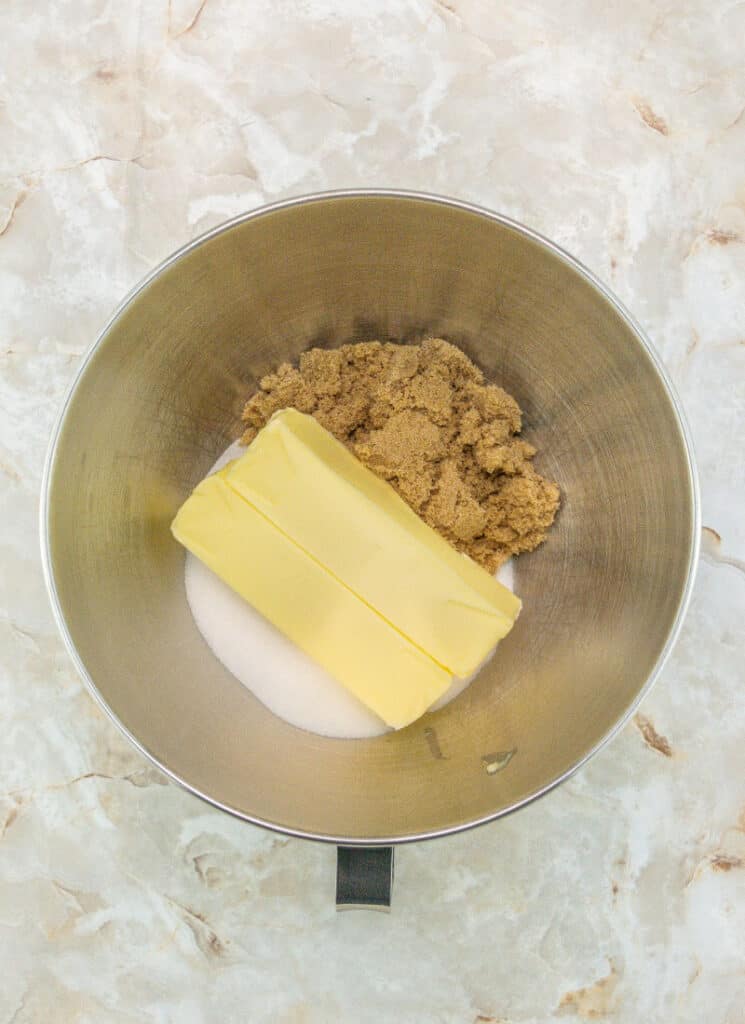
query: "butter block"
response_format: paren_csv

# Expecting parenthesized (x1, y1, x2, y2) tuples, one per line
(225, 408, 521, 676)
(172, 468, 452, 729)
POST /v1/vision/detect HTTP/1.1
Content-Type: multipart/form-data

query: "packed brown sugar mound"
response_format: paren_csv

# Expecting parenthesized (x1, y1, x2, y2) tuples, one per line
(241, 338, 560, 572)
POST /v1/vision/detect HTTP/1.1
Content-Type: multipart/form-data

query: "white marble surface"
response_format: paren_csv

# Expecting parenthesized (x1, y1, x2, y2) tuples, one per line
(1, 1, 744, 1020)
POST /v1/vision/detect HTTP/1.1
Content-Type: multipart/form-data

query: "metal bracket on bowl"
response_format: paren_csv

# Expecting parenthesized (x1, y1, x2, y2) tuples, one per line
(336, 846, 394, 911)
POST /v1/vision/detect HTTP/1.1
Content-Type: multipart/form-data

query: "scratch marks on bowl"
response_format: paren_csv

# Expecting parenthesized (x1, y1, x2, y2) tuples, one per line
(423, 727, 448, 760)
(481, 749, 516, 775)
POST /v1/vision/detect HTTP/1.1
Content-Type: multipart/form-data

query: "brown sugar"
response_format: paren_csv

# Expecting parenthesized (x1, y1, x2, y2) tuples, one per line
(241, 338, 560, 572)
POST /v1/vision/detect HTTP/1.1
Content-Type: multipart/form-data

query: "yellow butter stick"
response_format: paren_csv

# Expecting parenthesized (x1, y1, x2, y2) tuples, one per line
(172, 468, 451, 729)
(225, 409, 521, 676)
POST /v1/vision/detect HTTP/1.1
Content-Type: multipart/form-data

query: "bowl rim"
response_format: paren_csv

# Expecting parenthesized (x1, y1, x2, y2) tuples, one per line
(39, 188, 702, 845)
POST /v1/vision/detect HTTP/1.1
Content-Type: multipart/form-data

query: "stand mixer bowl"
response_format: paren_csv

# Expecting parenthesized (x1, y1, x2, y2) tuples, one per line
(41, 190, 699, 846)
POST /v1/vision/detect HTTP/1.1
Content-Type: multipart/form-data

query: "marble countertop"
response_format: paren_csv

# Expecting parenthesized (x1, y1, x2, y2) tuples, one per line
(2, 1, 744, 1021)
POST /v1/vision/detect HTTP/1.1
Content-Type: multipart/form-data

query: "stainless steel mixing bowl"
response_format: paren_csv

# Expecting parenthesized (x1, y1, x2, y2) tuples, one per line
(41, 190, 699, 848)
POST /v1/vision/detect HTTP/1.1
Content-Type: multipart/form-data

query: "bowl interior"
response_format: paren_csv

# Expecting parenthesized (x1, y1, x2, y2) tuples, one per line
(44, 194, 697, 842)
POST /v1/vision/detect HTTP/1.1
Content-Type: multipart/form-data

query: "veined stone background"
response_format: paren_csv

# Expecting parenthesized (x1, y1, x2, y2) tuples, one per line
(1, 2, 743, 1021)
